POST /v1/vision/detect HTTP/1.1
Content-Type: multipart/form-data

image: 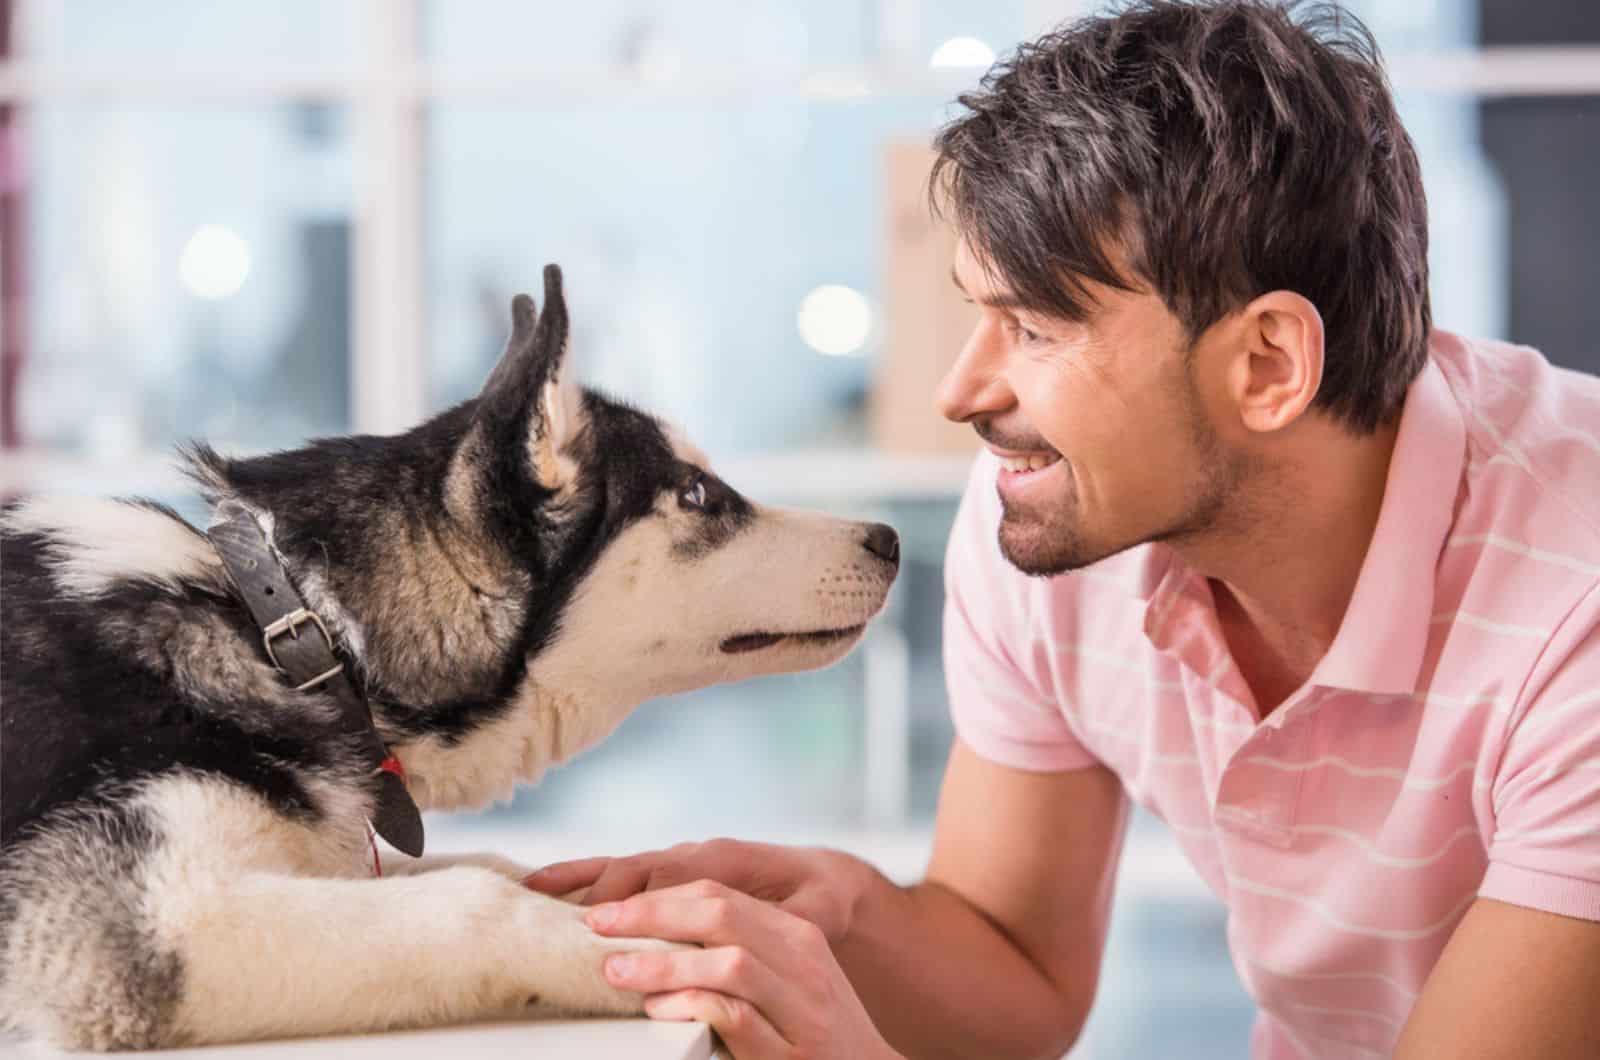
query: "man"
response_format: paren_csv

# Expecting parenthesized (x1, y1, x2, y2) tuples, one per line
(529, 2, 1600, 1057)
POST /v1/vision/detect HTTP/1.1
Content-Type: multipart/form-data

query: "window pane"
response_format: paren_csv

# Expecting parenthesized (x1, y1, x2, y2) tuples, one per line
(423, 0, 871, 71)
(1399, 94, 1511, 344)
(21, 0, 357, 67)
(1342, 0, 1479, 51)
(426, 97, 953, 457)
(918, 0, 1031, 67)
(21, 103, 353, 455)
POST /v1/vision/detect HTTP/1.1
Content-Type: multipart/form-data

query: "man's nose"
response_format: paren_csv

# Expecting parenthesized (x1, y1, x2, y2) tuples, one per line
(935, 321, 1012, 424)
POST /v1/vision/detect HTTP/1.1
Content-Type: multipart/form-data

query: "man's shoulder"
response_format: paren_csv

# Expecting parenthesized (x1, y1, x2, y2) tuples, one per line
(1432, 331, 1600, 570)
(1427, 332, 1600, 669)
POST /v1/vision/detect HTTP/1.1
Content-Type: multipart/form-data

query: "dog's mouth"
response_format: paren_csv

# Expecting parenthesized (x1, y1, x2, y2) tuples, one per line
(719, 625, 867, 655)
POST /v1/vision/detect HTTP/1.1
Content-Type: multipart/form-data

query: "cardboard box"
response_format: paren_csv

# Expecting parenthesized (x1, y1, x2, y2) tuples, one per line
(870, 141, 982, 454)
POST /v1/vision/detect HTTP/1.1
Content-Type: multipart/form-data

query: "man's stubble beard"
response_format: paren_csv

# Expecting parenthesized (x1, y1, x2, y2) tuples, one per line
(996, 368, 1251, 578)
(996, 468, 1097, 576)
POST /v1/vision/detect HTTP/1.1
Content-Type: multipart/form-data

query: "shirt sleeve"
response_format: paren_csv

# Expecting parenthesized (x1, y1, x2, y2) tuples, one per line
(1479, 583, 1600, 921)
(942, 454, 1100, 773)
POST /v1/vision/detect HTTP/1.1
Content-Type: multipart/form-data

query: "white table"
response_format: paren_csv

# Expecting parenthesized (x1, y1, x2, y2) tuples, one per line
(0, 1018, 727, 1059)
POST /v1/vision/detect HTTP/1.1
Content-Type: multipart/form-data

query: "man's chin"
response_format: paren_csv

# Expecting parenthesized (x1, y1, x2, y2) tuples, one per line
(998, 520, 1100, 577)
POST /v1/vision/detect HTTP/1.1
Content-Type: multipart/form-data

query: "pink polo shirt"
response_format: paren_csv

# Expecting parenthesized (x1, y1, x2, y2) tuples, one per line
(944, 330, 1600, 1058)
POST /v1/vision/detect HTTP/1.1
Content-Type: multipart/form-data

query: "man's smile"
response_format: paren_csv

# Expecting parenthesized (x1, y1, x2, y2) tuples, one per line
(994, 450, 1070, 502)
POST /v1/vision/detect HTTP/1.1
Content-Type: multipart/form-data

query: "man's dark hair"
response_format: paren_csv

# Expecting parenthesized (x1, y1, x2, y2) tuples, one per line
(931, 0, 1430, 433)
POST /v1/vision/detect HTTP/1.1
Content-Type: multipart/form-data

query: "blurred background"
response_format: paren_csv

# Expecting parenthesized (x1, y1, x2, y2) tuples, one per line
(1, 1, 1596, 1055)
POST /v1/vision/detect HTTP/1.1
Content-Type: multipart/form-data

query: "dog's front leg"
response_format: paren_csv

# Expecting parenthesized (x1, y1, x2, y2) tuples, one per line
(378, 853, 597, 903)
(161, 866, 679, 1045)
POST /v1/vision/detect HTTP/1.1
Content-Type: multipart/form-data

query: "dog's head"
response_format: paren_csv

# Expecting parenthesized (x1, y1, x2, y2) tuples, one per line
(456, 265, 900, 703)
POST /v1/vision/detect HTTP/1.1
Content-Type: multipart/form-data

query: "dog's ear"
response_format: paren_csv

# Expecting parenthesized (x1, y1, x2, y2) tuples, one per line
(476, 264, 581, 491)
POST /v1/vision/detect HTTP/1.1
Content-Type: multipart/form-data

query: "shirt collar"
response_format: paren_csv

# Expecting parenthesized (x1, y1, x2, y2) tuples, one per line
(1306, 352, 1465, 696)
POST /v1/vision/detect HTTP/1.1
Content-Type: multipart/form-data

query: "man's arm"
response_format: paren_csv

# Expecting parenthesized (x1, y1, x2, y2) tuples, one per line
(837, 739, 1128, 1059)
(1396, 599, 1600, 1057)
(1393, 897, 1600, 1058)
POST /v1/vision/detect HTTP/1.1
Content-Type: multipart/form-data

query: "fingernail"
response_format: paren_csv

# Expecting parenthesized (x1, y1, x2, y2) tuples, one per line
(588, 903, 619, 929)
(605, 955, 634, 980)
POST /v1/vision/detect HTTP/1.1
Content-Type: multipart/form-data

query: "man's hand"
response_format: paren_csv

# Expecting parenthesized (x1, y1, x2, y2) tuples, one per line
(527, 748, 1126, 1060)
(525, 839, 868, 945)
(582, 878, 902, 1060)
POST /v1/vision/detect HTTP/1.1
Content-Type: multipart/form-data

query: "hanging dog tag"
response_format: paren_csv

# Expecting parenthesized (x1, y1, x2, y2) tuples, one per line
(372, 756, 425, 858)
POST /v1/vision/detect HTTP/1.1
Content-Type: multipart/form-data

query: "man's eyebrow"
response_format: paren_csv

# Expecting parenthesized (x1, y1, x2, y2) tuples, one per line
(950, 265, 1028, 310)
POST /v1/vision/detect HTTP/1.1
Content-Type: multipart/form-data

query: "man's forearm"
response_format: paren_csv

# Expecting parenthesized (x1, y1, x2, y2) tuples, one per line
(834, 862, 1088, 1060)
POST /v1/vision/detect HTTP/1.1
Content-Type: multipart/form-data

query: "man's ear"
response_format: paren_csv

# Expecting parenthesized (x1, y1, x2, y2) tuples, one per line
(1229, 290, 1324, 435)
(476, 264, 581, 491)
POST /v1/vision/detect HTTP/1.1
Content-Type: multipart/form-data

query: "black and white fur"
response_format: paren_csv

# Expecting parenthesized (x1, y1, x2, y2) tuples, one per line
(0, 266, 900, 1050)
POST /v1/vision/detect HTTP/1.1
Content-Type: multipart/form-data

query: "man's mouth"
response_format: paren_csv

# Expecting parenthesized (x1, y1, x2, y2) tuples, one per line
(719, 625, 867, 654)
(993, 447, 1070, 505)
(995, 452, 1063, 476)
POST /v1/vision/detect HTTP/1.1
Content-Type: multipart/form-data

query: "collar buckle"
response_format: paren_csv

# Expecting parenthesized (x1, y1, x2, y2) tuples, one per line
(261, 607, 336, 672)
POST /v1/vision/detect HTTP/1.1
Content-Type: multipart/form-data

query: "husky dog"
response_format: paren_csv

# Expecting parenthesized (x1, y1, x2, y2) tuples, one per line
(0, 265, 900, 1050)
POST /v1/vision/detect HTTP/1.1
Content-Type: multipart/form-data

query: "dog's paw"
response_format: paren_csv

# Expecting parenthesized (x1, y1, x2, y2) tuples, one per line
(510, 894, 692, 1017)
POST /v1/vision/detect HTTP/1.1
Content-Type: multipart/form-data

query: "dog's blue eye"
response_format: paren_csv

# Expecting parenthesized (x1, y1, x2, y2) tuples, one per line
(681, 477, 708, 510)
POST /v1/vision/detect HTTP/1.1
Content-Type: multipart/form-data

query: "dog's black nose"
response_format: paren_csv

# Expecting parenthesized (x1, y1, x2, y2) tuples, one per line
(863, 523, 900, 567)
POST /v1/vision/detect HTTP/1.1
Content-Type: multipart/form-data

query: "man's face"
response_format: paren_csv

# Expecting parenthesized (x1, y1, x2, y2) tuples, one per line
(937, 239, 1249, 576)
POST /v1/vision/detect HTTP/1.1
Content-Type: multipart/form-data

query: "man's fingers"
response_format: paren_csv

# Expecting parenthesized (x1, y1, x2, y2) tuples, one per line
(644, 989, 793, 1059)
(584, 858, 662, 905)
(587, 881, 781, 950)
(583, 847, 734, 905)
(526, 840, 776, 906)
(525, 856, 662, 905)
(521, 857, 611, 896)
(604, 945, 795, 1029)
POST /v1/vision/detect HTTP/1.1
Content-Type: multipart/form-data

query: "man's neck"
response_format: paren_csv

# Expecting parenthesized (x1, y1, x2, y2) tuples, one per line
(1172, 416, 1401, 718)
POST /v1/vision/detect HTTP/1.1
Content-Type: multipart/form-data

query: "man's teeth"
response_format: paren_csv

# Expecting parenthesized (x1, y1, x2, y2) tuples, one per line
(999, 453, 1061, 473)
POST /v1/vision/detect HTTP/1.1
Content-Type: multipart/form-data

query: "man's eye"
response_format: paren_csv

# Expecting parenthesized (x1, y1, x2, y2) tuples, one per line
(680, 476, 708, 510)
(1009, 320, 1044, 344)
